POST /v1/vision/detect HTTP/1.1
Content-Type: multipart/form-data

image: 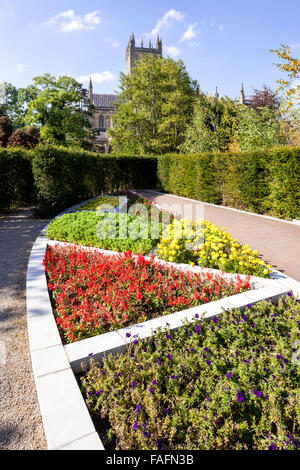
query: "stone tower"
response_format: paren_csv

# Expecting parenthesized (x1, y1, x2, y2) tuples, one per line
(239, 83, 245, 105)
(125, 33, 163, 75)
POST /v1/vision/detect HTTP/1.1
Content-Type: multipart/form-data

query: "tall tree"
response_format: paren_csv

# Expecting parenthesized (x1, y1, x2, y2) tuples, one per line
(24, 74, 93, 147)
(249, 85, 280, 112)
(0, 115, 14, 147)
(180, 94, 237, 153)
(108, 55, 198, 154)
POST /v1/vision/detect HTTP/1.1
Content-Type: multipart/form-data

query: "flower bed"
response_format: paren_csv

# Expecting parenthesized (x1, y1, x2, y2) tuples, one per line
(44, 245, 251, 343)
(46, 211, 163, 254)
(157, 218, 272, 277)
(81, 295, 300, 450)
(76, 196, 120, 212)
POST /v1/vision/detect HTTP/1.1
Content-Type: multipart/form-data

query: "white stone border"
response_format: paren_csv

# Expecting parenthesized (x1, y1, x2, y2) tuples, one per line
(26, 198, 300, 451)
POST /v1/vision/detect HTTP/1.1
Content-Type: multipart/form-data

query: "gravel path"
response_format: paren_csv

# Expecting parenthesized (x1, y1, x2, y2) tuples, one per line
(0, 209, 48, 450)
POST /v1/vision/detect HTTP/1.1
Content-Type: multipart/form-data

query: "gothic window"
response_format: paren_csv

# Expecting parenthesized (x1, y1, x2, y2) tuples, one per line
(99, 116, 104, 128)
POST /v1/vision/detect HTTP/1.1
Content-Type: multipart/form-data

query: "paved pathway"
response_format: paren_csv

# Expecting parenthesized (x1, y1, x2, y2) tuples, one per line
(0, 209, 48, 450)
(139, 190, 300, 282)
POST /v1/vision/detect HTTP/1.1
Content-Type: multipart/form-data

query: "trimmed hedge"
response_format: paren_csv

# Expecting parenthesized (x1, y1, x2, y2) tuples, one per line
(0, 148, 35, 213)
(0, 145, 299, 219)
(157, 147, 300, 219)
(32, 146, 157, 217)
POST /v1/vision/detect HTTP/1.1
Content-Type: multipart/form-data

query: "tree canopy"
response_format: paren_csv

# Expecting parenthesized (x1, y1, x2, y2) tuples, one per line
(108, 55, 198, 154)
(23, 74, 93, 146)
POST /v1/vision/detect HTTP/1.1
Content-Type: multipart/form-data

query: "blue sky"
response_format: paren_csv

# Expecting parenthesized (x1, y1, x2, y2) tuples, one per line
(1, 0, 299, 100)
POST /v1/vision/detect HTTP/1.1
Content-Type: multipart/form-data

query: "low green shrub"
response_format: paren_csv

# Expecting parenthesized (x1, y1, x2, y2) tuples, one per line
(46, 211, 163, 254)
(81, 295, 300, 450)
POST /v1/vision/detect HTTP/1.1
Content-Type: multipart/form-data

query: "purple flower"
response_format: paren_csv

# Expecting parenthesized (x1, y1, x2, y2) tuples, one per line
(132, 421, 139, 430)
(207, 360, 212, 366)
(213, 316, 219, 323)
(157, 440, 164, 450)
(269, 443, 277, 450)
(171, 374, 176, 380)
(236, 391, 244, 403)
(247, 304, 252, 310)
(241, 313, 248, 321)
(126, 332, 131, 338)
(195, 314, 199, 319)
(88, 353, 93, 357)
(196, 325, 201, 335)
(131, 381, 137, 388)
(135, 404, 141, 413)
(167, 334, 172, 339)
(164, 408, 170, 415)
(152, 379, 157, 385)
(143, 431, 150, 438)
(167, 353, 172, 360)
(252, 390, 263, 398)
(150, 388, 155, 394)
(227, 372, 232, 379)
(96, 389, 103, 396)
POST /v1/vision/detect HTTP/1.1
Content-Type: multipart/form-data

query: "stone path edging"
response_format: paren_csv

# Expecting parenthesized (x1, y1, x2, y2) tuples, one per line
(26, 198, 300, 451)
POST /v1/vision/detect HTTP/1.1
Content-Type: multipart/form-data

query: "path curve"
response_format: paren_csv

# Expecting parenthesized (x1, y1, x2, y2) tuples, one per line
(139, 190, 300, 282)
(0, 209, 48, 450)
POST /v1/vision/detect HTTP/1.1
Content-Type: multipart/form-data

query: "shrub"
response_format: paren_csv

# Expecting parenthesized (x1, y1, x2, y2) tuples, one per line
(44, 245, 251, 343)
(81, 295, 300, 450)
(0, 147, 34, 213)
(156, 218, 271, 277)
(32, 145, 157, 217)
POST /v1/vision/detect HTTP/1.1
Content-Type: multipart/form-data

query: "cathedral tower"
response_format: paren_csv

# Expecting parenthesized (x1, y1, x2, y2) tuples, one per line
(125, 33, 163, 75)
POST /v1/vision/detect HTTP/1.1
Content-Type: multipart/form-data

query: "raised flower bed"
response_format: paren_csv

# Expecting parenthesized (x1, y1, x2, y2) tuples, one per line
(81, 295, 300, 450)
(44, 244, 251, 343)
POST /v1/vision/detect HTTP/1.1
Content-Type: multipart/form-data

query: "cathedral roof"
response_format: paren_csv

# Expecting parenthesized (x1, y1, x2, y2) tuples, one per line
(92, 94, 117, 108)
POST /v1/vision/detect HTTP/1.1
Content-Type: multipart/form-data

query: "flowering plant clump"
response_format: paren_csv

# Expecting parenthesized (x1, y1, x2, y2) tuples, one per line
(44, 245, 251, 343)
(76, 196, 120, 212)
(81, 295, 300, 450)
(156, 218, 272, 277)
(46, 211, 162, 254)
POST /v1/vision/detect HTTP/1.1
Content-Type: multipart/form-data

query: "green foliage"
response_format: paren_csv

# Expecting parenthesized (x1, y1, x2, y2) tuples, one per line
(32, 145, 157, 217)
(157, 148, 300, 219)
(81, 295, 300, 450)
(236, 105, 285, 150)
(46, 211, 162, 254)
(180, 94, 237, 153)
(76, 196, 120, 211)
(0, 147, 34, 213)
(109, 55, 198, 154)
(24, 74, 93, 147)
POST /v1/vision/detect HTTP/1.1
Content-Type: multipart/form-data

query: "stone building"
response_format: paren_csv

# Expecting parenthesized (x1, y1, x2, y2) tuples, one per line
(88, 34, 163, 152)
(125, 33, 162, 75)
(88, 33, 247, 151)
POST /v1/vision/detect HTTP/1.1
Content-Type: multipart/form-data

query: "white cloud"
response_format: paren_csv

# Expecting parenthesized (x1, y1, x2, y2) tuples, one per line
(148, 9, 185, 37)
(17, 64, 28, 73)
(210, 22, 214, 28)
(165, 46, 181, 58)
(180, 23, 198, 42)
(291, 43, 300, 50)
(77, 71, 117, 84)
(104, 37, 120, 47)
(218, 24, 224, 32)
(47, 9, 101, 32)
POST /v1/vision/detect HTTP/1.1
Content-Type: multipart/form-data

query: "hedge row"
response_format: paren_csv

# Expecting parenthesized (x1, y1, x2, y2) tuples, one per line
(32, 146, 157, 217)
(0, 148, 35, 213)
(157, 147, 300, 219)
(0, 145, 299, 219)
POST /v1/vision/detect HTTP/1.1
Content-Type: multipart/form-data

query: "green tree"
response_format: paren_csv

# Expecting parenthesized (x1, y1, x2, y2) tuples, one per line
(180, 93, 237, 153)
(108, 55, 198, 154)
(236, 105, 285, 150)
(24, 74, 93, 147)
(270, 44, 300, 135)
